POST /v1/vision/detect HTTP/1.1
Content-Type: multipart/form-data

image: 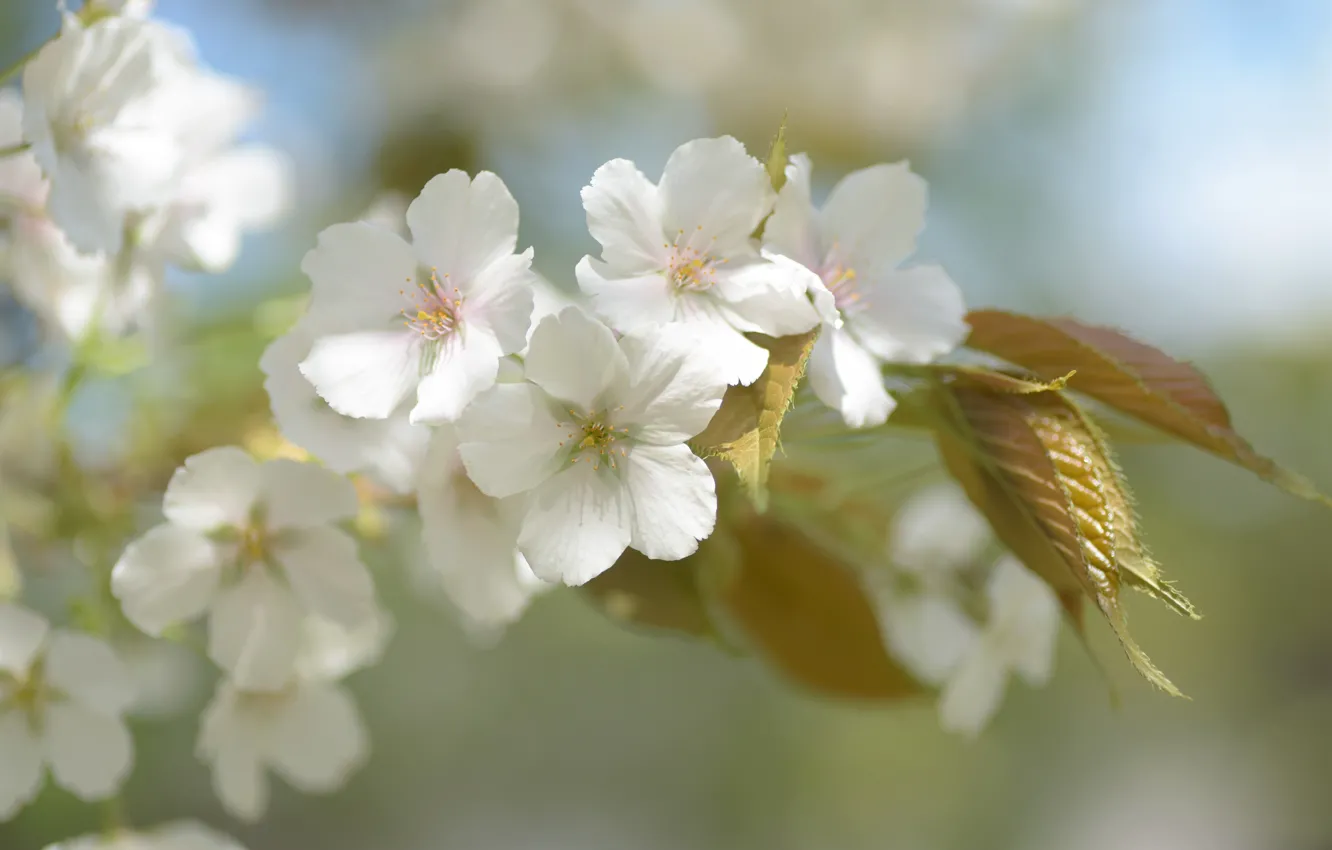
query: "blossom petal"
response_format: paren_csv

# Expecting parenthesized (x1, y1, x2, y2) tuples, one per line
(294, 612, 392, 683)
(198, 687, 270, 823)
(615, 326, 728, 444)
(466, 249, 537, 353)
(0, 711, 44, 820)
(407, 170, 519, 283)
(677, 309, 769, 386)
(523, 308, 629, 411)
(575, 257, 675, 330)
(890, 483, 991, 574)
(259, 459, 359, 530)
(111, 524, 222, 636)
(880, 593, 979, 685)
(300, 330, 422, 420)
(301, 222, 416, 324)
(658, 136, 770, 255)
(43, 703, 133, 800)
(275, 526, 377, 630)
(852, 264, 968, 364)
(518, 462, 632, 586)
(938, 644, 1009, 738)
(819, 162, 926, 273)
(988, 556, 1060, 686)
(410, 330, 503, 425)
(761, 152, 821, 270)
(804, 326, 895, 429)
(207, 570, 303, 692)
(624, 444, 716, 561)
(163, 446, 261, 532)
(457, 383, 567, 498)
(0, 602, 50, 677)
(267, 682, 368, 793)
(44, 633, 135, 716)
(582, 158, 666, 274)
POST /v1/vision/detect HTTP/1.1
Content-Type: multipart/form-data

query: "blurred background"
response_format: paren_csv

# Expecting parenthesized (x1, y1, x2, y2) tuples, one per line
(2, 0, 1331, 848)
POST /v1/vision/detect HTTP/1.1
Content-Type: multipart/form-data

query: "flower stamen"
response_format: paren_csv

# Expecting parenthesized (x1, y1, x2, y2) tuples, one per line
(400, 267, 464, 340)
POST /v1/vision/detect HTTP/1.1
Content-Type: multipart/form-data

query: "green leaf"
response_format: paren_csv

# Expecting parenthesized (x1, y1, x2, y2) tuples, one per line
(965, 310, 1332, 507)
(0, 523, 20, 601)
(764, 115, 789, 192)
(690, 331, 819, 510)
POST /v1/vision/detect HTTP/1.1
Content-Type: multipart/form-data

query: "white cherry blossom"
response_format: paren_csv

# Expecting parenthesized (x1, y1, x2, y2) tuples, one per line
(575, 136, 820, 386)
(196, 614, 385, 822)
(43, 820, 247, 850)
(763, 154, 968, 427)
(939, 555, 1060, 736)
(417, 426, 547, 640)
(262, 316, 429, 494)
(111, 447, 377, 691)
(457, 307, 726, 585)
(874, 482, 987, 684)
(0, 603, 135, 820)
(299, 170, 537, 423)
(21, 16, 196, 254)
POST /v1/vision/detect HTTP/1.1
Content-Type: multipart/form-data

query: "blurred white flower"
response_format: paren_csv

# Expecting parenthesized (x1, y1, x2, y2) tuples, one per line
(764, 155, 967, 427)
(0, 603, 135, 820)
(111, 447, 377, 691)
(458, 308, 726, 585)
(44, 820, 246, 850)
(417, 426, 548, 640)
(261, 317, 429, 494)
(196, 614, 384, 822)
(84, 0, 158, 19)
(21, 16, 195, 254)
(575, 136, 820, 386)
(299, 170, 537, 423)
(938, 555, 1059, 736)
(875, 483, 986, 685)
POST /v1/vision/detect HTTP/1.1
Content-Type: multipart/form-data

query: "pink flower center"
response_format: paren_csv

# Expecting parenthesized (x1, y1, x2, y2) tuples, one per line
(666, 226, 723, 292)
(401, 267, 463, 340)
(822, 263, 862, 314)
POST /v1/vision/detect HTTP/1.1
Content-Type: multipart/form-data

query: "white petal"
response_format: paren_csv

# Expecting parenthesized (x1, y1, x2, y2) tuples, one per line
(850, 265, 968, 364)
(300, 330, 422, 420)
(518, 461, 632, 586)
(267, 682, 367, 793)
(300, 222, 416, 324)
(198, 686, 270, 823)
(819, 162, 926, 273)
(987, 556, 1060, 685)
(624, 444, 716, 561)
(207, 571, 303, 692)
(274, 526, 376, 630)
(151, 821, 249, 850)
(44, 633, 135, 716)
(880, 592, 979, 685)
(294, 611, 392, 683)
(465, 249, 537, 354)
(43, 703, 133, 800)
(575, 257, 675, 330)
(524, 308, 628, 411)
(0, 603, 50, 677)
(804, 326, 895, 429)
(111, 524, 222, 636)
(456, 383, 567, 498)
(406, 170, 519, 283)
(259, 459, 359, 530)
(615, 325, 728, 444)
(163, 446, 260, 532)
(0, 710, 44, 820)
(658, 136, 770, 255)
(889, 483, 991, 575)
(678, 310, 769, 386)
(938, 644, 1010, 738)
(713, 254, 822, 336)
(761, 152, 822, 270)
(581, 158, 666, 274)
(410, 329, 503, 424)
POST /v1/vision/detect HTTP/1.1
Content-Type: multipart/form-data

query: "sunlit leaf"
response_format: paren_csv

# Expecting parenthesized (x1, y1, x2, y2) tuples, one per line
(0, 522, 20, 601)
(764, 115, 789, 192)
(691, 331, 819, 510)
(966, 310, 1331, 506)
(934, 379, 1194, 696)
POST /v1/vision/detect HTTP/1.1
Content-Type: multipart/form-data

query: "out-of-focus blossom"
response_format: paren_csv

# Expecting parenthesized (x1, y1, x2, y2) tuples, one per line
(417, 426, 548, 640)
(764, 155, 967, 427)
(458, 308, 726, 585)
(299, 170, 537, 423)
(0, 603, 135, 820)
(576, 136, 819, 386)
(938, 555, 1059, 736)
(111, 447, 377, 692)
(43, 821, 247, 850)
(196, 614, 385, 822)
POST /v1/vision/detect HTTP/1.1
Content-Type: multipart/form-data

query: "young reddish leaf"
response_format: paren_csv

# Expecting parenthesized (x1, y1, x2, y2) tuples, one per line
(717, 512, 922, 701)
(935, 381, 1194, 696)
(965, 310, 1331, 506)
(691, 331, 819, 510)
